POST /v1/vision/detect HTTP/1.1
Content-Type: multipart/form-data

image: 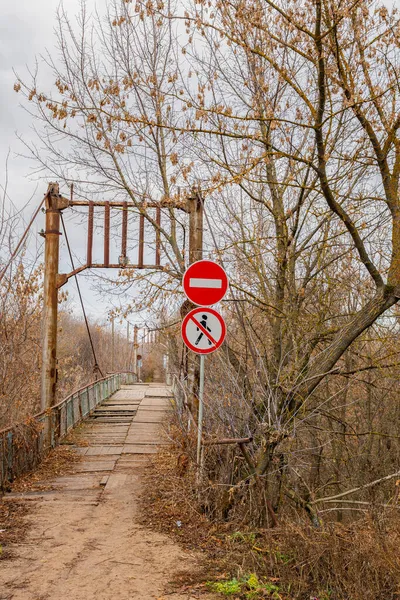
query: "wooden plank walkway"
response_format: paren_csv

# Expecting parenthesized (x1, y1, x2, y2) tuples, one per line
(70, 384, 172, 482)
(0, 383, 213, 600)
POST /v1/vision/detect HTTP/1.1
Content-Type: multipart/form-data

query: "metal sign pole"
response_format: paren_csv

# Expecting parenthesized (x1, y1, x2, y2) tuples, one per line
(181, 259, 229, 471)
(197, 354, 205, 465)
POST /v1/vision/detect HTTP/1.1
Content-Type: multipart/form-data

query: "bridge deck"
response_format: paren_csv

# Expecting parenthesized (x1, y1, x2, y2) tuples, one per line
(0, 384, 208, 600)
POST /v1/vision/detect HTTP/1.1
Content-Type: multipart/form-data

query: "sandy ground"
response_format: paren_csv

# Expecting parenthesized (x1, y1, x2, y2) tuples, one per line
(0, 474, 211, 600)
(0, 385, 215, 600)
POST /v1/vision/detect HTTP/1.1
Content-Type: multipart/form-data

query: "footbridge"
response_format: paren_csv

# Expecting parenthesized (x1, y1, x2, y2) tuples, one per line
(0, 382, 197, 600)
(1, 377, 173, 491)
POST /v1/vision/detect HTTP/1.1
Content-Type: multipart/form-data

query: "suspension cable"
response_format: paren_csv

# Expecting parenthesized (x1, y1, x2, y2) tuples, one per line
(0, 195, 46, 285)
(60, 214, 104, 377)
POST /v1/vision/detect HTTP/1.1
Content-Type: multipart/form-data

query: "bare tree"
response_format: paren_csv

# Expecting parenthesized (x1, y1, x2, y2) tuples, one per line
(169, 0, 400, 520)
(15, 0, 190, 311)
(12, 0, 400, 521)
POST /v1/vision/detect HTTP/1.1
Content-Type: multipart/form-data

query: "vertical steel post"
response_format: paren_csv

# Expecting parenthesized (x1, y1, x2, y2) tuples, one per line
(41, 197, 60, 412)
(197, 354, 205, 465)
(138, 214, 144, 268)
(41, 183, 69, 427)
(188, 188, 204, 264)
(127, 321, 130, 370)
(187, 188, 204, 417)
(133, 325, 138, 381)
(111, 317, 115, 371)
(104, 202, 110, 266)
(155, 205, 161, 266)
(122, 201, 128, 261)
(87, 201, 94, 266)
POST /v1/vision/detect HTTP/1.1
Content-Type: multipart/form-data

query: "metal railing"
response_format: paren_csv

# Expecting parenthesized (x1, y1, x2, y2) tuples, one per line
(0, 372, 135, 490)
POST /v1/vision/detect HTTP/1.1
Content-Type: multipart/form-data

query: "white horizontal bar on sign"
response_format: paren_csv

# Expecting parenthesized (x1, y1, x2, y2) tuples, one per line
(189, 278, 222, 289)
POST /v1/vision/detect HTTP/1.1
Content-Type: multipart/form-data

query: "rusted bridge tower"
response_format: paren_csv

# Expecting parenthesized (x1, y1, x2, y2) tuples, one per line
(40, 183, 203, 420)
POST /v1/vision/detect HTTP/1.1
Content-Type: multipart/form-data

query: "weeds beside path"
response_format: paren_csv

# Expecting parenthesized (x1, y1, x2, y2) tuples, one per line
(141, 444, 400, 600)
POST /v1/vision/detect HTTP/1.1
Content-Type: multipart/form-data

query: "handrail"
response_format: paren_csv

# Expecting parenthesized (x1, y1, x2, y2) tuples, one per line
(0, 373, 131, 437)
(53, 375, 115, 410)
(0, 371, 135, 490)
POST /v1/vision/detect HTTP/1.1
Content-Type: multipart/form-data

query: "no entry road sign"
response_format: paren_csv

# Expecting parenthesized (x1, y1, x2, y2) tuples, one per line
(182, 260, 228, 306)
(181, 307, 226, 354)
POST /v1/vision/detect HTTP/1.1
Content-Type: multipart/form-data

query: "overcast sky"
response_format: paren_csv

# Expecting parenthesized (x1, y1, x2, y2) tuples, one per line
(0, 0, 144, 329)
(0, 0, 395, 326)
(0, 0, 103, 200)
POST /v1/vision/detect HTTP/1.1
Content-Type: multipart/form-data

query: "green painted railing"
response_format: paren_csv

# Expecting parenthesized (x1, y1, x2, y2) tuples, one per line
(0, 372, 135, 490)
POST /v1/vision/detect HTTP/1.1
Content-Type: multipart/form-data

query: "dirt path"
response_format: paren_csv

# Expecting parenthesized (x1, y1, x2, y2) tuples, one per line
(0, 384, 215, 600)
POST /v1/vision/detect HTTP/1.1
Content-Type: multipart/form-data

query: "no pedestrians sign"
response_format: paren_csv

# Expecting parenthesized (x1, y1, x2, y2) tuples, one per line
(180, 262, 228, 464)
(181, 307, 226, 354)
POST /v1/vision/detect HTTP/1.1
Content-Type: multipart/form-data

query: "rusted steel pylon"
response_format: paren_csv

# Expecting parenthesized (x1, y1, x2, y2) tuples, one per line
(181, 188, 204, 418)
(41, 183, 69, 416)
(40, 183, 201, 429)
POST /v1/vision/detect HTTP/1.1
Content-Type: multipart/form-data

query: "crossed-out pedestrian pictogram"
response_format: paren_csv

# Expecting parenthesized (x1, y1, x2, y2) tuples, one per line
(181, 307, 226, 354)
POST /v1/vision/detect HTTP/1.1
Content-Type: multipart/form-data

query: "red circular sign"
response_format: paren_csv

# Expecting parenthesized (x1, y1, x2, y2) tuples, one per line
(181, 307, 226, 354)
(182, 260, 228, 306)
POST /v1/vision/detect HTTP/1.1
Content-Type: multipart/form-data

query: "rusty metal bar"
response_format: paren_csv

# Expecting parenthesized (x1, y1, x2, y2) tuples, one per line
(122, 201, 128, 259)
(64, 263, 162, 275)
(57, 263, 164, 288)
(203, 437, 253, 446)
(104, 202, 110, 266)
(138, 213, 144, 268)
(69, 199, 188, 211)
(87, 201, 94, 266)
(155, 205, 161, 266)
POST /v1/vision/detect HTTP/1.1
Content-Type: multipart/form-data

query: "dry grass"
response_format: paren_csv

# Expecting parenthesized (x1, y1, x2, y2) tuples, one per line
(10, 445, 81, 493)
(141, 439, 400, 600)
(0, 500, 30, 560)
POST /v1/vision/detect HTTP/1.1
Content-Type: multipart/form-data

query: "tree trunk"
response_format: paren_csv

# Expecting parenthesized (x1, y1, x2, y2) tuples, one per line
(292, 288, 397, 409)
